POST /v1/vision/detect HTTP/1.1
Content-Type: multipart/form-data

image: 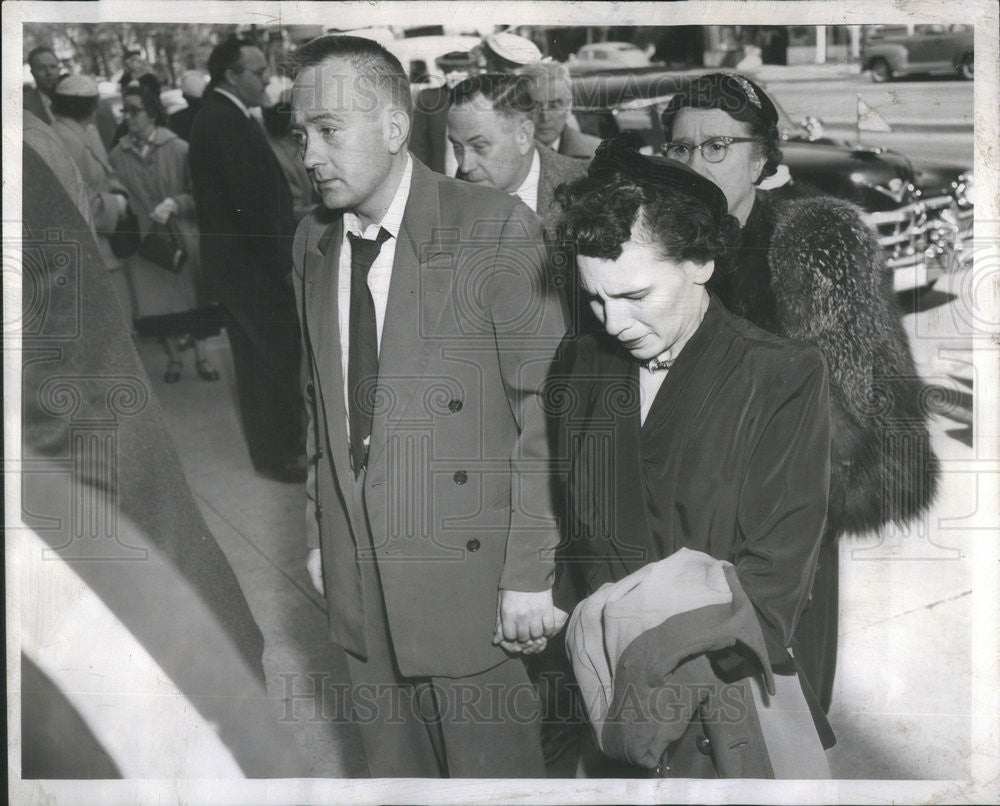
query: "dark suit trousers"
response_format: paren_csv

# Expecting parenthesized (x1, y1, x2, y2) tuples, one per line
(222, 303, 303, 470)
(343, 474, 547, 778)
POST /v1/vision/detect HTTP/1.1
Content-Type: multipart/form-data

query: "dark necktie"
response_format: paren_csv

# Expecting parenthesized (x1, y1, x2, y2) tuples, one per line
(347, 228, 391, 477)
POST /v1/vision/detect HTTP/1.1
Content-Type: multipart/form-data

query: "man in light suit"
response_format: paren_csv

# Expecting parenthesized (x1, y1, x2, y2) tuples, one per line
(290, 35, 568, 777)
(518, 60, 601, 160)
(446, 73, 587, 239)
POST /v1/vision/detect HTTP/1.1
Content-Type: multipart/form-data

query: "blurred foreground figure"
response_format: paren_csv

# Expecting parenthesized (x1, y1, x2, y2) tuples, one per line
(20, 139, 305, 779)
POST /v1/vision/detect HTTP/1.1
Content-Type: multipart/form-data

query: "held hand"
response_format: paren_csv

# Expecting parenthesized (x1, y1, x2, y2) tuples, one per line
(492, 589, 568, 654)
(112, 192, 129, 220)
(306, 548, 324, 596)
(150, 197, 179, 225)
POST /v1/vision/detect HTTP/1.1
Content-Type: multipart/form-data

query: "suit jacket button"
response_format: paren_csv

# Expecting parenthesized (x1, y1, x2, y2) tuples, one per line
(315, 448, 325, 461)
(453, 470, 468, 485)
(696, 735, 711, 755)
(466, 539, 481, 552)
(315, 504, 323, 520)
(305, 381, 315, 400)
(448, 399, 463, 413)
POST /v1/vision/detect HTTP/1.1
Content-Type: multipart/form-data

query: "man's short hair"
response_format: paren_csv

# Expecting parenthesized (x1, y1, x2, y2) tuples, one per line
(517, 60, 571, 96)
(27, 46, 56, 69)
(291, 34, 412, 117)
(448, 73, 536, 124)
(207, 37, 255, 87)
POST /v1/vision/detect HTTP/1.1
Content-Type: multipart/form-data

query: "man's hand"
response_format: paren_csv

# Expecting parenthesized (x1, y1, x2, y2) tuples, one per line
(493, 589, 568, 655)
(307, 548, 324, 596)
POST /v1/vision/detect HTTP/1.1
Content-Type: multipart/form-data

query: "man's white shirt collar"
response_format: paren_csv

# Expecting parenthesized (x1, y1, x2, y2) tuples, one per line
(214, 87, 252, 119)
(549, 134, 562, 154)
(343, 153, 413, 241)
(512, 148, 541, 213)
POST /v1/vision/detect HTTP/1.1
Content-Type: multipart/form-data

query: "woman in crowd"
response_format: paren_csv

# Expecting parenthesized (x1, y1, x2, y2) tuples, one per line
(659, 72, 939, 713)
(551, 133, 833, 777)
(50, 74, 134, 326)
(109, 84, 220, 383)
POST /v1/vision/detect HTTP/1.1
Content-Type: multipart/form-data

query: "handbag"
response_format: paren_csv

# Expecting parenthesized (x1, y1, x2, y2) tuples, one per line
(108, 203, 142, 259)
(138, 218, 187, 274)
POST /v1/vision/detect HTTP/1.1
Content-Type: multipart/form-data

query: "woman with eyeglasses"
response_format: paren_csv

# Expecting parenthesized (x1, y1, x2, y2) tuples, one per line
(110, 84, 221, 383)
(659, 73, 939, 717)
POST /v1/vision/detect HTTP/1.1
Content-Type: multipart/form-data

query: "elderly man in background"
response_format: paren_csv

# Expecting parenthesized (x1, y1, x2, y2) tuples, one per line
(168, 70, 207, 142)
(518, 60, 600, 159)
(410, 31, 542, 175)
(24, 46, 62, 125)
(446, 72, 586, 238)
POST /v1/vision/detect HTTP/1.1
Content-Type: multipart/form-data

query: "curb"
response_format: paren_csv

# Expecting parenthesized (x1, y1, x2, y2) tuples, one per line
(821, 118, 973, 133)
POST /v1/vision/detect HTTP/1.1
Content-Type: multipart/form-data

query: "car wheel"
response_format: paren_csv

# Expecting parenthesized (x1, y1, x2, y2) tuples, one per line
(869, 58, 892, 82)
(958, 54, 973, 80)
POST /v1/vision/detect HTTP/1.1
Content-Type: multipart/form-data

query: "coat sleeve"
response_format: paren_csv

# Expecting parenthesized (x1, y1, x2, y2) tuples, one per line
(489, 203, 569, 592)
(290, 216, 321, 553)
(734, 347, 831, 664)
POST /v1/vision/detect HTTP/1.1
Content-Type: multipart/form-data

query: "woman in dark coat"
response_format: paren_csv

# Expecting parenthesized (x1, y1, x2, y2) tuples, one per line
(551, 135, 833, 777)
(658, 72, 939, 712)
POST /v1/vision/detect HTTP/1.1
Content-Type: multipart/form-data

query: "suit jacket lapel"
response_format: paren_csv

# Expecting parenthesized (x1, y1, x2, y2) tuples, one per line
(588, 338, 650, 569)
(366, 161, 449, 474)
(303, 215, 357, 505)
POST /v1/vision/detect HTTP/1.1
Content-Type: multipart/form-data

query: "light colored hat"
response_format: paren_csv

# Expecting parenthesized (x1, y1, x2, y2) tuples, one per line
(179, 70, 206, 99)
(482, 32, 542, 67)
(55, 74, 99, 97)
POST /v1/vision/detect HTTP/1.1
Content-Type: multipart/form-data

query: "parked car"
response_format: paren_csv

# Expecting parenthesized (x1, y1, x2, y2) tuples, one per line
(862, 24, 974, 82)
(570, 69, 973, 290)
(569, 42, 653, 72)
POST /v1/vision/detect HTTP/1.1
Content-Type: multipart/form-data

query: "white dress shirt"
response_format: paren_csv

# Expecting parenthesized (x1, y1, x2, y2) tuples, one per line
(213, 87, 251, 118)
(511, 148, 542, 213)
(338, 154, 414, 438)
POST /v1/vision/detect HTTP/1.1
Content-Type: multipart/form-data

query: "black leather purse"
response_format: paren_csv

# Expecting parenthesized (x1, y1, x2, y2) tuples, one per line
(138, 218, 186, 274)
(108, 203, 142, 259)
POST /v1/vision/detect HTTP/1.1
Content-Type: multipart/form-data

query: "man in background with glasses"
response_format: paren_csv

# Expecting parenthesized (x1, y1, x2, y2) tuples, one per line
(518, 60, 601, 160)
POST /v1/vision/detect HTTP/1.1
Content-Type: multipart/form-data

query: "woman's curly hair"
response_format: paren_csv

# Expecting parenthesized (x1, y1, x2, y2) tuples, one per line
(555, 145, 740, 267)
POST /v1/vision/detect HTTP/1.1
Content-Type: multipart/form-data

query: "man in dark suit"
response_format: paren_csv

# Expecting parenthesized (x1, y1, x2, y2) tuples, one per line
(518, 60, 601, 159)
(446, 73, 587, 239)
(290, 35, 567, 777)
(188, 37, 304, 482)
(168, 70, 207, 142)
(24, 46, 62, 125)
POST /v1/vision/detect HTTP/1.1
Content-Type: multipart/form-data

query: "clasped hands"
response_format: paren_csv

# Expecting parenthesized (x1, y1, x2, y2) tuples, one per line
(307, 550, 569, 656)
(493, 588, 568, 655)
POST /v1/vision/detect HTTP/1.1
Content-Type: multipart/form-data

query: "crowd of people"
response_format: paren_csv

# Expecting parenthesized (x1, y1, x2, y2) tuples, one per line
(22, 28, 937, 781)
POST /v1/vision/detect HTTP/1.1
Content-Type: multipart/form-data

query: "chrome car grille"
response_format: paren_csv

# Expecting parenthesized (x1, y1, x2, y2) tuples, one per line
(865, 194, 973, 273)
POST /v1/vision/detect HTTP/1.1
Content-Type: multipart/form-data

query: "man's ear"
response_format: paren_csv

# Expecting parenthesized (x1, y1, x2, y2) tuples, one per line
(687, 258, 715, 286)
(517, 116, 535, 155)
(387, 108, 411, 155)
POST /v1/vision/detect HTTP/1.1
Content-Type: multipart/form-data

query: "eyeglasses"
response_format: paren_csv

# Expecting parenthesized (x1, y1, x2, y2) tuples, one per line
(661, 136, 761, 164)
